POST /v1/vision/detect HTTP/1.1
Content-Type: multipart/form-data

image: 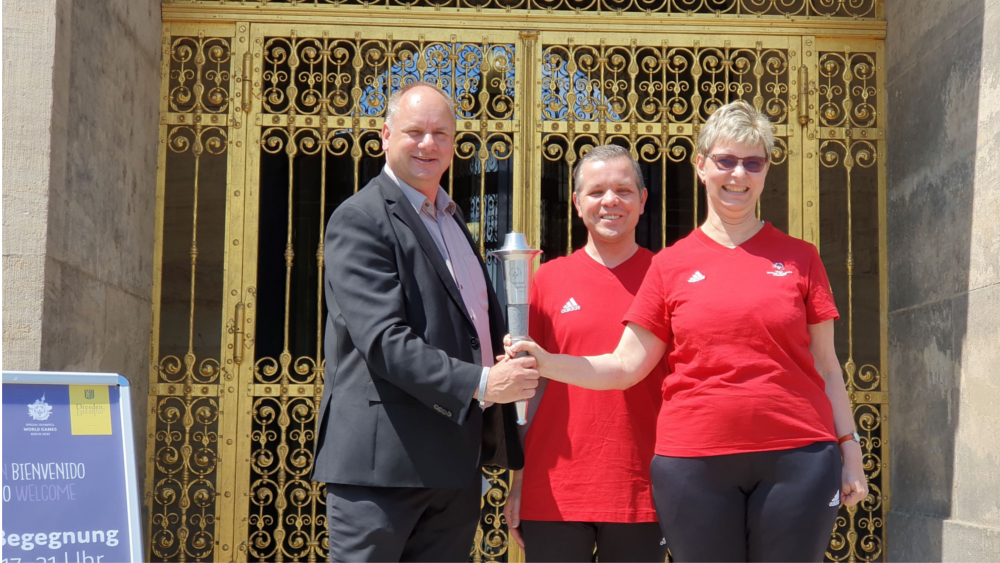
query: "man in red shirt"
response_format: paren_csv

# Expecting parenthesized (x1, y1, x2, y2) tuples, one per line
(503, 145, 668, 562)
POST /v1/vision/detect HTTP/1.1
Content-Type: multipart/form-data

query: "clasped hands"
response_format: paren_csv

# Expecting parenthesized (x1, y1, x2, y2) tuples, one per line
(482, 335, 546, 405)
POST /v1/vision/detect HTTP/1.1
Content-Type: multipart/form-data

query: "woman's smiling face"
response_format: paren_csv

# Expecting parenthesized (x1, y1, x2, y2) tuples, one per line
(696, 141, 770, 220)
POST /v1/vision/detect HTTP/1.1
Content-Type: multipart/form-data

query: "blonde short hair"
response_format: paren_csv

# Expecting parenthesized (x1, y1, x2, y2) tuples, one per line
(697, 101, 775, 157)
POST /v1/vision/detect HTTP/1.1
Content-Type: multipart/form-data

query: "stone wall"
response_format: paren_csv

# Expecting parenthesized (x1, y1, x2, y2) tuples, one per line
(885, 0, 1000, 559)
(2, 0, 67, 369)
(1, 0, 161, 516)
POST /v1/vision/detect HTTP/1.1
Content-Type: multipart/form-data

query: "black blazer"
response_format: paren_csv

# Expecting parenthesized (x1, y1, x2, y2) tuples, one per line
(313, 171, 524, 489)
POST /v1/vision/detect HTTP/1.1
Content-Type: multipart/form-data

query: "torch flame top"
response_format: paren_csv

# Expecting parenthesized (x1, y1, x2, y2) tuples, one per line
(490, 232, 542, 261)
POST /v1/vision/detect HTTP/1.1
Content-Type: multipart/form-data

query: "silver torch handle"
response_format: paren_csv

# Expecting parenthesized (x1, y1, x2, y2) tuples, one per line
(508, 304, 530, 426)
(511, 342, 529, 426)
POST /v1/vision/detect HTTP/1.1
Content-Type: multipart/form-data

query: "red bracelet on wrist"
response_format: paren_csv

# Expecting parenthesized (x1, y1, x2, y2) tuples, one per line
(838, 431, 860, 445)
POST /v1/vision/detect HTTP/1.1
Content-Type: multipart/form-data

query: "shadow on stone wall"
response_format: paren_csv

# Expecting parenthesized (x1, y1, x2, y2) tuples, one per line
(885, 0, 985, 560)
(34, 0, 162, 536)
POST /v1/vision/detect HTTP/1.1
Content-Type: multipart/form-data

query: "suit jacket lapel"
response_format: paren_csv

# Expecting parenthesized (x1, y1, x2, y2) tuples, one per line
(378, 173, 477, 331)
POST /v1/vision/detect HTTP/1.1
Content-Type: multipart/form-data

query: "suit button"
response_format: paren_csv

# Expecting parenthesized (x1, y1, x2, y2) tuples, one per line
(470, 337, 480, 350)
(433, 404, 453, 417)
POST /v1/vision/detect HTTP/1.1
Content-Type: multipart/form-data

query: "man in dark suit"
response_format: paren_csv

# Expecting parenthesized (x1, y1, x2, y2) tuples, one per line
(314, 81, 539, 562)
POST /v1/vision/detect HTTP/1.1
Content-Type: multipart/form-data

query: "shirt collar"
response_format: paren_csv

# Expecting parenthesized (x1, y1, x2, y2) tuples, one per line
(384, 165, 456, 217)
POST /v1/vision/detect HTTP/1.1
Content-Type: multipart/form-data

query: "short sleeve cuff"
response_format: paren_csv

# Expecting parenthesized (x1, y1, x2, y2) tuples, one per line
(807, 307, 840, 325)
(622, 313, 671, 345)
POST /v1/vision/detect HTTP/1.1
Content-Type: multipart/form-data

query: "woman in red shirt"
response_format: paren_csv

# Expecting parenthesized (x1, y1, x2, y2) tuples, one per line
(510, 101, 869, 562)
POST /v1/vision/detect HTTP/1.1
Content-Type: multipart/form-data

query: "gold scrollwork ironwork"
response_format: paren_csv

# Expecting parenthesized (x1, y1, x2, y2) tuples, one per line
(164, 0, 878, 19)
(169, 33, 232, 115)
(247, 391, 326, 561)
(541, 41, 790, 128)
(151, 395, 221, 561)
(816, 46, 886, 563)
(241, 31, 520, 562)
(473, 467, 513, 561)
(540, 39, 790, 250)
(150, 29, 235, 563)
(827, 403, 886, 562)
(257, 33, 515, 199)
(150, 16, 889, 563)
(818, 50, 877, 130)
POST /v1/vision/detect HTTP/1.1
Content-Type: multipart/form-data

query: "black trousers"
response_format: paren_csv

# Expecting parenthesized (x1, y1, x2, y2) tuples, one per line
(326, 482, 481, 562)
(520, 520, 667, 562)
(650, 441, 842, 562)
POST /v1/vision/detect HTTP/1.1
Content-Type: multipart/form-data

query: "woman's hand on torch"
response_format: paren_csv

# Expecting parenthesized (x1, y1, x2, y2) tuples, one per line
(503, 334, 550, 370)
(502, 334, 517, 357)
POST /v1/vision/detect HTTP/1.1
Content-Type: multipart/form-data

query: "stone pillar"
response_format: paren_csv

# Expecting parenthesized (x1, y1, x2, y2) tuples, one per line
(1, 0, 161, 514)
(2, 0, 69, 369)
(885, 0, 1000, 559)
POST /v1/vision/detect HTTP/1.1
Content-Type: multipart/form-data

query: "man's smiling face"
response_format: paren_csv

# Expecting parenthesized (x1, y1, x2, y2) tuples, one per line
(382, 86, 456, 195)
(573, 157, 647, 245)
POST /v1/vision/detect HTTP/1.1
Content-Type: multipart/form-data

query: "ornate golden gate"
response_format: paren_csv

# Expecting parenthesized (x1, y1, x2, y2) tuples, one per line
(148, 1, 889, 561)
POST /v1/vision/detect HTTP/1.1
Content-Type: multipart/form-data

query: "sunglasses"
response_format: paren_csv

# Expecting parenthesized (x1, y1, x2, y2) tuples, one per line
(707, 154, 770, 173)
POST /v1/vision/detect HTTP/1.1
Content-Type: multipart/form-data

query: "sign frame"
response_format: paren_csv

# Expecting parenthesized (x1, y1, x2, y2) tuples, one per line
(1, 371, 144, 563)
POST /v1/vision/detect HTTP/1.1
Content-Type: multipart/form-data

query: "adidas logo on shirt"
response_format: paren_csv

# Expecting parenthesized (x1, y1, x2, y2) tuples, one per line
(687, 271, 706, 283)
(560, 298, 581, 313)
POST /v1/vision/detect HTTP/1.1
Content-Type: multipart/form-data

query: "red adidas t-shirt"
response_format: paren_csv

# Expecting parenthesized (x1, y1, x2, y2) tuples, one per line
(623, 223, 839, 457)
(521, 248, 666, 523)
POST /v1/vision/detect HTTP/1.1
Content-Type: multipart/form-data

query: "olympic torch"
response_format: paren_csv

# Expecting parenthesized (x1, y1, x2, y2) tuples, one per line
(491, 232, 543, 426)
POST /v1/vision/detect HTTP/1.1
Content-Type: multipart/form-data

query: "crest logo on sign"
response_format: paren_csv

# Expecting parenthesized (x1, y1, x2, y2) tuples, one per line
(85, 389, 95, 399)
(27, 395, 54, 421)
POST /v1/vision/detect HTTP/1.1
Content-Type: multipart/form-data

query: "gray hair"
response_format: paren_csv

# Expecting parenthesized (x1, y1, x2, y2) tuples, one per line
(697, 101, 775, 157)
(384, 81, 455, 130)
(573, 144, 645, 192)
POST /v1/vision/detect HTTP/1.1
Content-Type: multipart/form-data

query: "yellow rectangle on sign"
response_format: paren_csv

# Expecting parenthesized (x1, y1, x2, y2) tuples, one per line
(69, 385, 112, 435)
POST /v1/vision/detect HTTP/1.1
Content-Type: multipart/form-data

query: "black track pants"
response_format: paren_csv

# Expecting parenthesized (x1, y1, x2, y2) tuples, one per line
(520, 520, 667, 562)
(650, 441, 842, 562)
